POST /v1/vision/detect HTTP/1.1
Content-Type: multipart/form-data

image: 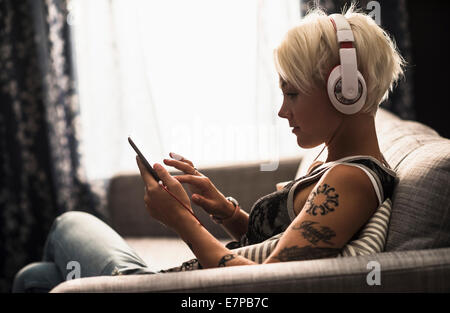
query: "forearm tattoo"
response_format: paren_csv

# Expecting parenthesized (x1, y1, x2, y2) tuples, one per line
(218, 254, 236, 267)
(292, 220, 336, 245)
(305, 183, 339, 216)
(273, 245, 340, 262)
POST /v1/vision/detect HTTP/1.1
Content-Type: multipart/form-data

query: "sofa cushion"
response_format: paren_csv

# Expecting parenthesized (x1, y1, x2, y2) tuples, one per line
(376, 109, 450, 251)
(384, 142, 450, 250)
(296, 108, 450, 251)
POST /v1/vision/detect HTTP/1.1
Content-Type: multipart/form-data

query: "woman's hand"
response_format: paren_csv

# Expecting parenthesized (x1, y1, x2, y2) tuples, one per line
(136, 156, 195, 230)
(163, 154, 235, 220)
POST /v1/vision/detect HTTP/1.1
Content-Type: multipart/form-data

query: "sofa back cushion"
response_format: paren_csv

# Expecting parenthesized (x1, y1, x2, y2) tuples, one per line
(297, 109, 450, 251)
(376, 110, 450, 251)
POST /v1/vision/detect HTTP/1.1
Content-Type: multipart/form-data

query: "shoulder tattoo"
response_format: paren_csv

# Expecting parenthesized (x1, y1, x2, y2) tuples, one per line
(305, 183, 339, 216)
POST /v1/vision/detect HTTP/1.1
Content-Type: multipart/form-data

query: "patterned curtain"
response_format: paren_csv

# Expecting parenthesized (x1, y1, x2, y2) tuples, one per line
(300, 0, 415, 120)
(0, 0, 106, 292)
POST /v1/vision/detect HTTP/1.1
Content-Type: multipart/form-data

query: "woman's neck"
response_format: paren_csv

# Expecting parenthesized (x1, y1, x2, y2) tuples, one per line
(325, 114, 383, 163)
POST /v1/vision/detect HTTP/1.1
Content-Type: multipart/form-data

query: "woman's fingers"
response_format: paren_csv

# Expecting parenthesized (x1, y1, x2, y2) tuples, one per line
(191, 193, 213, 207)
(163, 158, 198, 175)
(169, 152, 194, 167)
(152, 163, 179, 187)
(174, 174, 205, 188)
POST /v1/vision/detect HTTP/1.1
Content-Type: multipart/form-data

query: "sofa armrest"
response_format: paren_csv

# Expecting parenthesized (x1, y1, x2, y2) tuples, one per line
(51, 247, 450, 293)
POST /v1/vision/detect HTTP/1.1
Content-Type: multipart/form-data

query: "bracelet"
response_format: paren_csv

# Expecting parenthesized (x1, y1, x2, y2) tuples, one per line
(211, 197, 240, 224)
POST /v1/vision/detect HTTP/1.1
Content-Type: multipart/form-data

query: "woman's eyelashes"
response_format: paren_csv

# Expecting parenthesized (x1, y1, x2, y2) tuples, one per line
(283, 93, 298, 99)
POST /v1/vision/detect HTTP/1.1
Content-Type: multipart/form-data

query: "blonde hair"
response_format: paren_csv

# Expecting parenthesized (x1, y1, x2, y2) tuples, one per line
(273, 3, 406, 116)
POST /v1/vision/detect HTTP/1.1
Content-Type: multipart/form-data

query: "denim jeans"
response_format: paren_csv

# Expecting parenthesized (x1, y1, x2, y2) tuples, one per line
(12, 211, 157, 293)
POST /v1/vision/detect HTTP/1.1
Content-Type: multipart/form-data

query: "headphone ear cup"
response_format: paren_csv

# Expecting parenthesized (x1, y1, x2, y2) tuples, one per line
(327, 65, 367, 115)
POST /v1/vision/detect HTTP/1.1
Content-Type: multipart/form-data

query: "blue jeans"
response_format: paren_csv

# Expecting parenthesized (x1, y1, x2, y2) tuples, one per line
(12, 211, 156, 293)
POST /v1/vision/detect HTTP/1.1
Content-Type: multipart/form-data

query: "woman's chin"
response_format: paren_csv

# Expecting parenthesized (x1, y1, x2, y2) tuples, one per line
(295, 135, 318, 149)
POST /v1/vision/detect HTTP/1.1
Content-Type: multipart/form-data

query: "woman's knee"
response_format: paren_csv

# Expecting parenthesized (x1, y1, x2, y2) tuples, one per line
(12, 262, 63, 293)
(55, 211, 94, 227)
(51, 211, 97, 236)
(45, 211, 98, 257)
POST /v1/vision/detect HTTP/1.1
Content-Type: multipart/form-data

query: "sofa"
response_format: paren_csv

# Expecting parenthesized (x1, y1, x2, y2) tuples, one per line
(51, 108, 450, 292)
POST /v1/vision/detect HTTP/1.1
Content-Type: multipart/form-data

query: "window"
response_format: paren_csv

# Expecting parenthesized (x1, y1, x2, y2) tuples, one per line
(69, 0, 302, 180)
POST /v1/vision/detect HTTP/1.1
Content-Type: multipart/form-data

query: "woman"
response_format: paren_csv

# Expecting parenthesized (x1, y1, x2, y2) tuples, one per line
(13, 4, 404, 292)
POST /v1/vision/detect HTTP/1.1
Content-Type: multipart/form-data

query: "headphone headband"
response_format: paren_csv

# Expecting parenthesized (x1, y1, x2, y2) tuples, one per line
(329, 14, 358, 100)
(330, 14, 355, 43)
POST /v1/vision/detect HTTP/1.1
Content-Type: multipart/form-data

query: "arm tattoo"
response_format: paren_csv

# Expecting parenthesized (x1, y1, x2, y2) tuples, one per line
(273, 245, 340, 262)
(218, 254, 236, 267)
(292, 220, 336, 245)
(305, 183, 339, 216)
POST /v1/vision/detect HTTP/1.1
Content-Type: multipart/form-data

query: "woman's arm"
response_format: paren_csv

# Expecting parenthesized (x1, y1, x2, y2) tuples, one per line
(264, 164, 378, 263)
(137, 156, 377, 269)
(174, 164, 378, 269)
(175, 214, 256, 268)
(136, 156, 254, 267)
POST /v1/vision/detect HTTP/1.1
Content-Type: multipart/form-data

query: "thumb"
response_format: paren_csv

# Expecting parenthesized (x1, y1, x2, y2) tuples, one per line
(153, 163, 177, 186)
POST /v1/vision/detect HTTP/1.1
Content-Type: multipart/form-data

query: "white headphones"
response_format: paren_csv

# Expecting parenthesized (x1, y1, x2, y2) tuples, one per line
(327, 14, 367, 115)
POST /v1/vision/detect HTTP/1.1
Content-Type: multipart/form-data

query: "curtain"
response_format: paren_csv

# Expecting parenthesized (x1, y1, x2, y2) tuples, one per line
(301, 0, 415, 120)
(0, 0, 105, 292)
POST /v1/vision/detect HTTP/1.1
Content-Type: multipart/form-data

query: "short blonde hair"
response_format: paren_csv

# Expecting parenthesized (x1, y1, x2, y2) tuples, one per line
(273, 3, 406, 116)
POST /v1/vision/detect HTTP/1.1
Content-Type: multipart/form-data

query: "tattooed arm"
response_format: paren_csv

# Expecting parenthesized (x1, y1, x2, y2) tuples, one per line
(174, 164, 377, 268)
(264, 164, 378, 263)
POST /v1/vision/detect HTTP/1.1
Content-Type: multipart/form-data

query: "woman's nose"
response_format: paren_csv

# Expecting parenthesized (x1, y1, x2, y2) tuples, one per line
(278, 102, 290, 119)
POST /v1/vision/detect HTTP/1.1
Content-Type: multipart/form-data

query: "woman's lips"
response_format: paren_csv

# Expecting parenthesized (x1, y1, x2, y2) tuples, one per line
(292, 127, 300, 133)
